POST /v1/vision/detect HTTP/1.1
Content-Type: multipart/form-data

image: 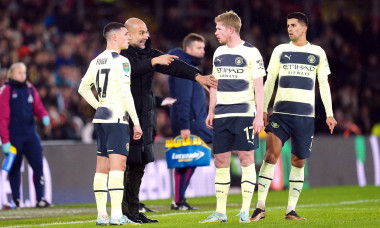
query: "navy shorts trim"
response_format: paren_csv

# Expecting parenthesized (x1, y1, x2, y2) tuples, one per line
(94, 123, 130, 157)
(265, 113, 314, 159)
(212, 117, 259, 154)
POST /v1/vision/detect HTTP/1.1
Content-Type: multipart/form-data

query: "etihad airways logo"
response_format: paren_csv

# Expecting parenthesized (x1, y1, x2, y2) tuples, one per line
(171, 150, 205, 161)
(217, 68, 244, 74)
(283, 64, 316, 71)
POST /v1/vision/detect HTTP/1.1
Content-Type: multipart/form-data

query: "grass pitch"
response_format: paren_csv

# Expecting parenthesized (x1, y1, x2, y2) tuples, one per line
(0, 185, 379, 227)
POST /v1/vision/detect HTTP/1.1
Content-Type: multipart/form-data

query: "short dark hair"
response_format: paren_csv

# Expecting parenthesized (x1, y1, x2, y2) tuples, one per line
(287, 12, 308, 26)
(182, 33, 205, 50)
(103, 22, 125, 39)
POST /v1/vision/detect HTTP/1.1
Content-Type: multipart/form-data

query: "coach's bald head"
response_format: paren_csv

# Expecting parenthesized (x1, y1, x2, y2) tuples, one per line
(125, 18, 149, 49)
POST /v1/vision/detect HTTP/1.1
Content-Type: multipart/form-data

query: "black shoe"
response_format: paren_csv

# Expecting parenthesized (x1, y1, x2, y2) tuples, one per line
(135, 212, 159, 223)
(177, 199, 197, 211)
(125, 213, 143, 224)
(285, 210, 306, 220)
(36, 199, 53, 208)
(171, 201, 179, 210)
(139, 202, 157, 212)
(250, 208, 266, 221)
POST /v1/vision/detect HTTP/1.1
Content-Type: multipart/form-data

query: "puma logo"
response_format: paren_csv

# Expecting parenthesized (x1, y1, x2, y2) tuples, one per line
(216, 58, 222, 63)
(259, 183, 266, 188)
(293, 188, 301, 193)
(284, 54, 291, 60)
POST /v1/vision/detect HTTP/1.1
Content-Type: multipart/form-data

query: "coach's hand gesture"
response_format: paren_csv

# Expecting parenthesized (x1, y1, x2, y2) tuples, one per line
(151, 54, 178, 66)
(196, 74, 218, 92)
(133, 125, 143, 140)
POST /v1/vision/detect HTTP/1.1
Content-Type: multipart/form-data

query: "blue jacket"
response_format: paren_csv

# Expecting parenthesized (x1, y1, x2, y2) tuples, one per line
(168, 48, 212, 143)
(0, 79, 48, 143)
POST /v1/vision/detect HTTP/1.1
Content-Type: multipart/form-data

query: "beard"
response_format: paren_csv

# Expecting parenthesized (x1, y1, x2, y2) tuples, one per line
(218, 39, 227, 45)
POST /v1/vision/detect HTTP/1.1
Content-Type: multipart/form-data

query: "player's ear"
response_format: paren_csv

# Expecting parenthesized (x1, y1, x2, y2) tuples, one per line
(111, 32, 117, 41)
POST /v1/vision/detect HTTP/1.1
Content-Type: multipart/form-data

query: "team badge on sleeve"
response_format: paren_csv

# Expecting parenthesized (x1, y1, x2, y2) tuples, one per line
(122, 63, 130, 73)
(256, 59, 264, 69)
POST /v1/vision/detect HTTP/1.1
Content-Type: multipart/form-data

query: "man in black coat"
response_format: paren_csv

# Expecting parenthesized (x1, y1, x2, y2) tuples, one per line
(120, 18, 217, 224)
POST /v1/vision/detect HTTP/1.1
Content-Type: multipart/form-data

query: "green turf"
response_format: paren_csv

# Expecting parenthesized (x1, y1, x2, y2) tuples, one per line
(1, 185, 379, 227)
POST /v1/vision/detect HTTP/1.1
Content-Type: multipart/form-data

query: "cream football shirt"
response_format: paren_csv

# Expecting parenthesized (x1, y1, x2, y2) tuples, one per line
(212, 41, 266, 118)
(264, 42, 333, 118)
(78, 50, 139, 125)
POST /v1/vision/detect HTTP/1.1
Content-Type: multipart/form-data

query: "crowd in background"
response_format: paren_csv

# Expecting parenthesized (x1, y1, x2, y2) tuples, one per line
(0, 0, 379, 142)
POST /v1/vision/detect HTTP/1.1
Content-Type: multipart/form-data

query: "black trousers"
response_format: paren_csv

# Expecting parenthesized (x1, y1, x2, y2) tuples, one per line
(122, 163, 146, 214)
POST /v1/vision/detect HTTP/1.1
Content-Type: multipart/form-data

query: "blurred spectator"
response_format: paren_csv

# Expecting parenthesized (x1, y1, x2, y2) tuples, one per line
(0, 62, 52, 208)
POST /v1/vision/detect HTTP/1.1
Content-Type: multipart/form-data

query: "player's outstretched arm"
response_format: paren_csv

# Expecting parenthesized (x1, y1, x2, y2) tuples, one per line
(195, 74, 217, 92)
(326, 116, 337, 134)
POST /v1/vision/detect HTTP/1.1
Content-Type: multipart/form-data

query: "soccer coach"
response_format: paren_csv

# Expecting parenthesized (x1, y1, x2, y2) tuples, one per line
(120, 17, 217, 224)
